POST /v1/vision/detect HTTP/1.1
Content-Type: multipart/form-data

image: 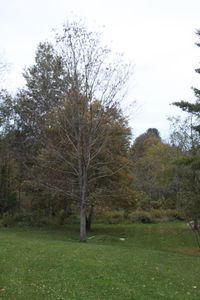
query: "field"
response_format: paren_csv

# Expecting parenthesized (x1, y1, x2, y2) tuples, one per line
(0, 222, 199, 300)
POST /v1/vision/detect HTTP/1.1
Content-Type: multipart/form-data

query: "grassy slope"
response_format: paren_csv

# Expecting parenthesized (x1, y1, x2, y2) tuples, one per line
(0, 222, 199, 300)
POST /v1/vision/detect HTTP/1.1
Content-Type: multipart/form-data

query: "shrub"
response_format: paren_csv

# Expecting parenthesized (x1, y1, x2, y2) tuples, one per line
(0, 212, 57, 227)
(151, 209, 183, 221)
(13, 212, 36, 223)
(128, 211, 153, 223)
(107, 211, 125, 224)
(64, 213, 79, 225)
(137, 196, 151, 211)
(0, 212, 15, 227)
(150, 200, 162, 209)
(57, 209, 66, 226)
(97, 210, 125, 224)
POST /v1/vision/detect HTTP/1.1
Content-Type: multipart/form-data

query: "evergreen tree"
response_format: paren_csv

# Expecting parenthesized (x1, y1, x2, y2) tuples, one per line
(173, 30, 200, 237)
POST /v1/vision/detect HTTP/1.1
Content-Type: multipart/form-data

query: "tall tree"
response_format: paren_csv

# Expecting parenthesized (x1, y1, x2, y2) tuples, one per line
(172, 29, 200, 234)
(173, 29, 200, 134)
(131, 129, 178, 209)
(131, 128, 161, 159)
(14, 21, 132, 241)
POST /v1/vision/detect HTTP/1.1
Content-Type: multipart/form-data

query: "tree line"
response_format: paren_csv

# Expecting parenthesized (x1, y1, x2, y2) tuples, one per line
(0, 22, 200, 242)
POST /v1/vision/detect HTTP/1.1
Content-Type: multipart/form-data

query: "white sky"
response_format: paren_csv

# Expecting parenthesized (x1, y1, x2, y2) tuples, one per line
(1, 0, 200, 140)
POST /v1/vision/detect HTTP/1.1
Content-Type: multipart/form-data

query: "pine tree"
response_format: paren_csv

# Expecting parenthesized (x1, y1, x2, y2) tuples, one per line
(173, 30, 200, 242)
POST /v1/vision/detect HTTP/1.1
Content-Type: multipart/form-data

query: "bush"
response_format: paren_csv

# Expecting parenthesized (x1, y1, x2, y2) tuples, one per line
(151, 209, 183, 221)
(128, 211, 153, 223)
(137, 195, 151, 211)
(127, 209, 183, 224)
(57, 209, 66, 226)
(150, 200, 162, 210)
(107, 210, 125, 224)
(0, 212, 15, 227)
(95, 210, 125, 224)
(64, 213, 79, 225)
(13, 212, 36, 223)
(0, 212, 57, 227)
(0, 212, 39, 227)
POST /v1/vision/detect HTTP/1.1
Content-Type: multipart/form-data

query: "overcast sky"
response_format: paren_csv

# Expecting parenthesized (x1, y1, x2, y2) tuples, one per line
(1, 0, 200, 140)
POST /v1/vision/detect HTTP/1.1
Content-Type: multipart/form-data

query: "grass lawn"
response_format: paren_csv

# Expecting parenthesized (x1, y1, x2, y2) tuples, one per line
(0, 222, 199, 299)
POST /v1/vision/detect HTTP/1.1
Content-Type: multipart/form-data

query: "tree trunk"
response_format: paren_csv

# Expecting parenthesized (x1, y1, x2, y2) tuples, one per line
(194, 218, 198, 231)
(80, 203, 86, 242)
(18, 184, 21, 210)
(86, 216, 91, 231)
(86, 204, 94, 231)
(79, 171, 87, 242)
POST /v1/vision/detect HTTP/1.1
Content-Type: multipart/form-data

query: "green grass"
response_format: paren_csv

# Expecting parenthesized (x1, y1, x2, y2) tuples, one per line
(0, 222, 199, 299)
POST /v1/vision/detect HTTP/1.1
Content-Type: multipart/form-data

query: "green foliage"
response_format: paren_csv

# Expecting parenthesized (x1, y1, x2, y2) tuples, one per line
(170, 117, 200, 221)
(136, 193, 151, 210)
(128, 209, 182, 223)
(173, 100, 200, 115)
(93, 207, 183, 224)
(57, 209, 66, 226)
(170, 30, 200, 222)
(150, 200, 162, 209)
(146, 128, 160, 137)
(128, 211, 153, 223)
(131, 128, 161, 159)
(0, 212, 15, 227)
(131, 131, 179, 210)
(102, 210, 125, 224)
(0, 212, 58, 227)
(0, 149, 19, 214)
(151, 209, 183, 221)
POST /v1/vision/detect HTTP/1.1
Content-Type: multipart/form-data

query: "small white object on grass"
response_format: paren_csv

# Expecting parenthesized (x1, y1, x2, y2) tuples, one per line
(119, 238, 125, 241)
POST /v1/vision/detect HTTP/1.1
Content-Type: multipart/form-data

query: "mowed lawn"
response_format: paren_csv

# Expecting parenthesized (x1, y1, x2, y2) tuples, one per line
(0, 222, 199, 300)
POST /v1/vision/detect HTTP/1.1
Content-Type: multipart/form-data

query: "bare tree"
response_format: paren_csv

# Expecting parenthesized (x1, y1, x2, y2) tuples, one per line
(38, 22, 132, 241)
